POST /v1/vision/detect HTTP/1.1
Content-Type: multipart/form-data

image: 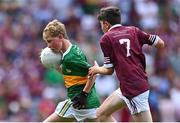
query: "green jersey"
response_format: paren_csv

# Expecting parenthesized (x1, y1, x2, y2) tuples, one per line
(61, 44, 100, 109)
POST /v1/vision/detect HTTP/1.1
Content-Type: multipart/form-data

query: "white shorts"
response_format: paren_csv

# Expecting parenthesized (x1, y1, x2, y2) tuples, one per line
(115, 89, 150, 115)
(54, 99, 97, 121)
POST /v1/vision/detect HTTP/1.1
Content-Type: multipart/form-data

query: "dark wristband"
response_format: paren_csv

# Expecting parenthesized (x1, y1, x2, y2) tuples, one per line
(82, 91, 88, 97)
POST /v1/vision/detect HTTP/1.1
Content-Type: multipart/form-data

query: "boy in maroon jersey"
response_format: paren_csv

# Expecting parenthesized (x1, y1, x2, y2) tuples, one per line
(88, 6, 165, 122)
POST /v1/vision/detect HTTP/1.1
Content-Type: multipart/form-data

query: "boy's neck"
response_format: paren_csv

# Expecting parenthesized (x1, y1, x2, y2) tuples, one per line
(62, 39, 71, 53)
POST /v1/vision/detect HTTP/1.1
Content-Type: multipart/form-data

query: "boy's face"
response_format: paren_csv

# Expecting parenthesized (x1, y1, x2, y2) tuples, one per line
(100, 21, 110, 33)
(45, 36, 63, 53)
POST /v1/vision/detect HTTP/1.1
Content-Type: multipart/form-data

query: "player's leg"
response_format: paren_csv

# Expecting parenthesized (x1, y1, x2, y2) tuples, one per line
(96, 89, 127, 122)
(132, 110, 152, 122)
(43, 113, 75, 122)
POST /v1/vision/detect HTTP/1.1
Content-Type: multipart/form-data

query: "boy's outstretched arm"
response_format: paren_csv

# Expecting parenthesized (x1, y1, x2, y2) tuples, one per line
(72, 61, 98, 109)
(88, 61, 114, 76)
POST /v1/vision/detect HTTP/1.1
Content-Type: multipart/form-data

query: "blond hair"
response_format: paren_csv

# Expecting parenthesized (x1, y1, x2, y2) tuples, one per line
(43, 19, 68, 41)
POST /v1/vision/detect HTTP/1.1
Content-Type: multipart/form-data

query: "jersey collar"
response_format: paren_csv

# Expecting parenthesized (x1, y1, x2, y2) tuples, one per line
(108, 24, 122, 32)
(62, 44, 72, 59)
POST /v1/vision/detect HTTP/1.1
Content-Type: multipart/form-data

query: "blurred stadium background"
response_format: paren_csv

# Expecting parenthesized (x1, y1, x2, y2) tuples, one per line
(0, 0, 180, 122)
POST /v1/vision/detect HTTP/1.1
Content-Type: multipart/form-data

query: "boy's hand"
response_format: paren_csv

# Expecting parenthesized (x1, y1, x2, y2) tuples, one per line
(71, 91, 88, 109)
(88, 61, 99, 77)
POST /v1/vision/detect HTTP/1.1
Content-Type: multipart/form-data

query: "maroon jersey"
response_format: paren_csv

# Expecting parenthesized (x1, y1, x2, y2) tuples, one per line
(100, 24, 158, 98)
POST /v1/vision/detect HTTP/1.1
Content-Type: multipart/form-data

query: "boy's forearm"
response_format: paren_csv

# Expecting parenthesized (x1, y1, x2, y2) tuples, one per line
(83, 76, 96, 93)
(98, 66, 114, 75)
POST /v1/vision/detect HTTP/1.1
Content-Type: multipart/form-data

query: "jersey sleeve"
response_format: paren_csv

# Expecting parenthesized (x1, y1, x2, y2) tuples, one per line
(100, 34, 114, 68)
(77, 59, 91, 69)
(74, 54, 91, 69)
(136, 27, 159, 46)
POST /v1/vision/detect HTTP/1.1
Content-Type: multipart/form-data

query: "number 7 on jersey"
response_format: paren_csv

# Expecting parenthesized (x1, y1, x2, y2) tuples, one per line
(119, 39, 131, 57)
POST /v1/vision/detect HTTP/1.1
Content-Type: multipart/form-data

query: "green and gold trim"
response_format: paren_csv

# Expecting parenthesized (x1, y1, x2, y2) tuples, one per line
(63, 75, 87, 88)
(59, 99, 72, 117)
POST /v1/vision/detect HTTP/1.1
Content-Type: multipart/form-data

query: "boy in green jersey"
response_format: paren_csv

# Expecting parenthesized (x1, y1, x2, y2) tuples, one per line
(42, 19, 100, 122)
